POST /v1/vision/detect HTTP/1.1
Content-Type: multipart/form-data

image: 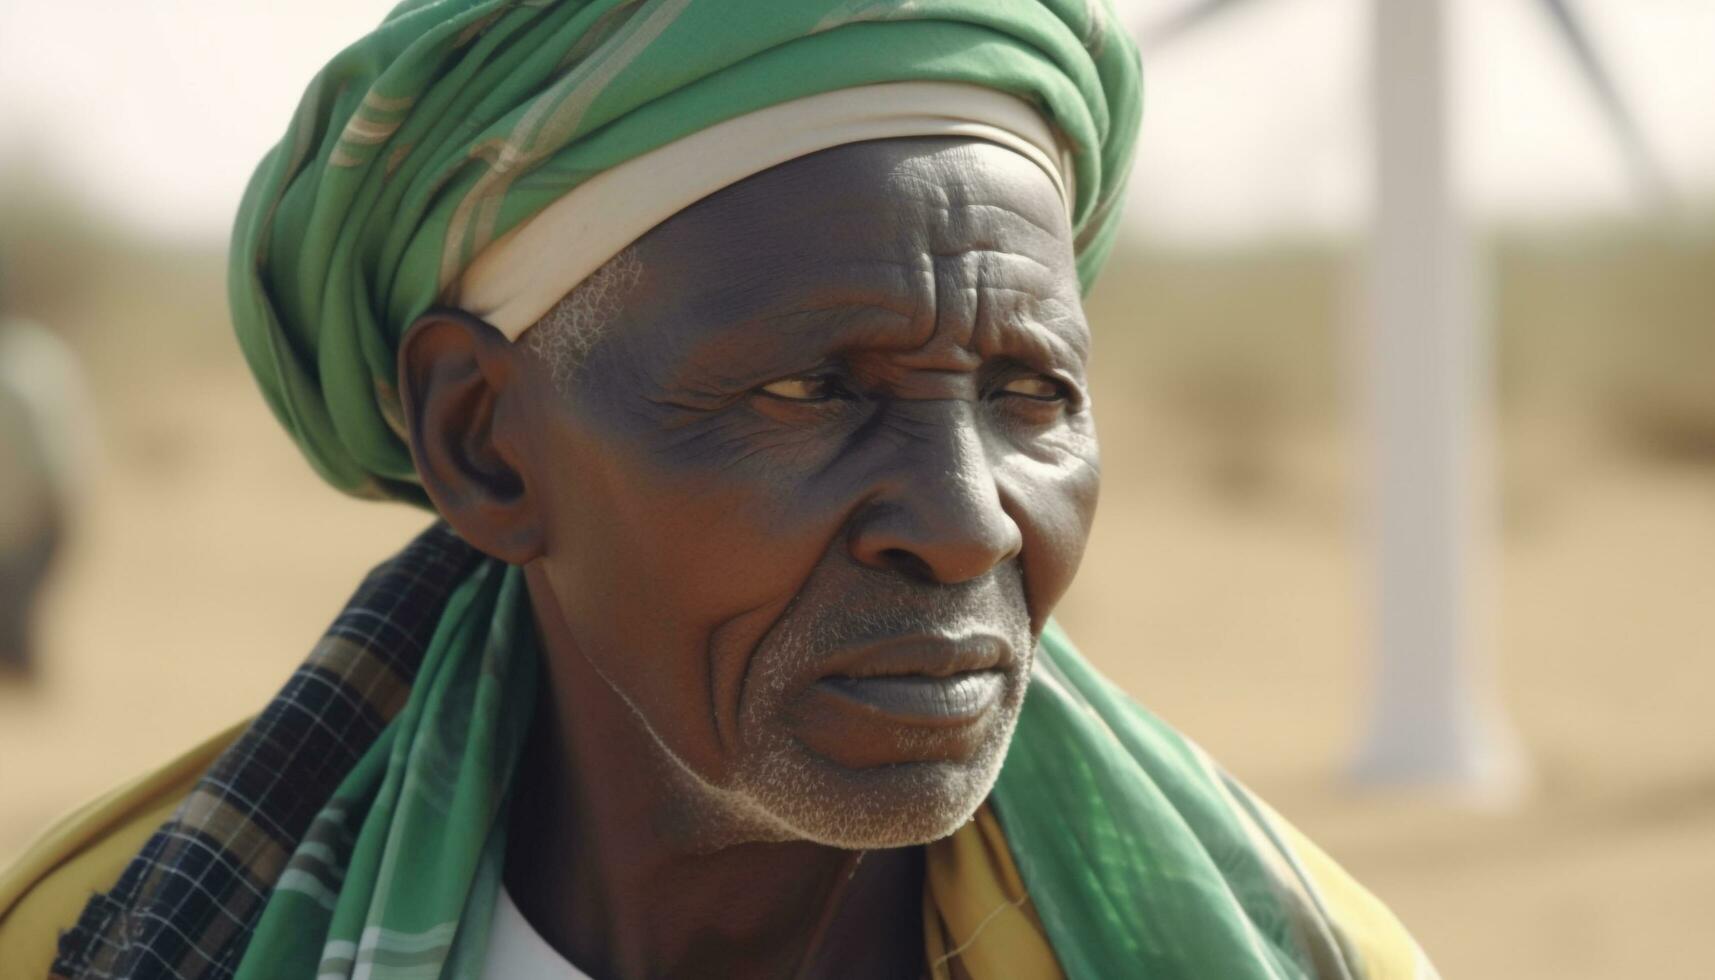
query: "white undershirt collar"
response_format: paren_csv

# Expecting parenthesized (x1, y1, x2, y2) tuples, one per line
(482, 884, 595, 980)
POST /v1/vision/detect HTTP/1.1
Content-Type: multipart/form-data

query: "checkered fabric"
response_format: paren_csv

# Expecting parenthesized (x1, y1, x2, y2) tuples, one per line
(52, 523, 486, 979)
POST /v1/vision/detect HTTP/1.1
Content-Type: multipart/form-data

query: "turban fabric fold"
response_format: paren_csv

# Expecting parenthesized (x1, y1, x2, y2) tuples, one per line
(229, 0, 1143, 504)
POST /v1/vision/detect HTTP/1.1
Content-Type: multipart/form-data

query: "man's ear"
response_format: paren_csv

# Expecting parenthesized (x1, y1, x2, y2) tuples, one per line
(398, 308, 544, 565)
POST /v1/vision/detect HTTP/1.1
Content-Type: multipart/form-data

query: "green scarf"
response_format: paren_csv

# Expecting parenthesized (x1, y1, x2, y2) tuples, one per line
(236, 560, 537, 977)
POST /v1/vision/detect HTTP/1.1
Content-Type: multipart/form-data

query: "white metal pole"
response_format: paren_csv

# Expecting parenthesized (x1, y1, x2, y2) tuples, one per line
(1354, 0, 1523, 795)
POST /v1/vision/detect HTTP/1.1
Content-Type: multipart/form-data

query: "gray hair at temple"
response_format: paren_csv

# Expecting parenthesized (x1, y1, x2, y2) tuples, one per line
(520, 245, 644, 391)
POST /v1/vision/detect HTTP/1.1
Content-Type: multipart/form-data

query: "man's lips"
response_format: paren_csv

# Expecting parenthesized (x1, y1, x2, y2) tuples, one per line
(812, 632, 1012, 681)
(776, 632, 1021, 767)
(797, 632, 1014, 732)
(815, 670, 1006, 726)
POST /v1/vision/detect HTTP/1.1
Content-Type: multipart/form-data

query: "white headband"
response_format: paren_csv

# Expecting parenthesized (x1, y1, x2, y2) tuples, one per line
(447, 81, 1074, 340)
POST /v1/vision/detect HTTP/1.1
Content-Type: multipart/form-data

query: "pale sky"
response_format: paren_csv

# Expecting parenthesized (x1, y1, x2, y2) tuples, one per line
(1, 0, 1711, 244)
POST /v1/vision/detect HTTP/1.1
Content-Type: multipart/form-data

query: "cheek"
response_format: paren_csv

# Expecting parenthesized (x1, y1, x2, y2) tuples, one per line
(1001, 435, 1100, 631)
(584, 456, 840, 612)
(542, 404, 822, 599)
(532, 416, 853, 771)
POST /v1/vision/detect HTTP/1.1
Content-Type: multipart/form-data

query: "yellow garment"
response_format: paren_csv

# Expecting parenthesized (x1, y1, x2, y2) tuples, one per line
(1267, 806, 1433, 980)
(924, 807, 1062, 980)
(0, 722, 1059, 979)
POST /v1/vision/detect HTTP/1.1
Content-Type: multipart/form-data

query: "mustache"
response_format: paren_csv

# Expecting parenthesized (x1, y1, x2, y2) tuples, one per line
(761, 561, 1033, 671)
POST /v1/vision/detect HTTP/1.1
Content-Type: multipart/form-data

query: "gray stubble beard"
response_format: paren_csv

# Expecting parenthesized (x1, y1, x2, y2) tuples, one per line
(715, 564, 1036, 850)
(587, 565, 1038, 853)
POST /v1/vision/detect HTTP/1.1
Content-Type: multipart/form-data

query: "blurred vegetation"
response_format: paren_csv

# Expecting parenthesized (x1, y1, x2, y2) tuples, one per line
(1492, 221, 1715, 461)
(1080, 218, 1715, 486)
(0, 156, 227, 374)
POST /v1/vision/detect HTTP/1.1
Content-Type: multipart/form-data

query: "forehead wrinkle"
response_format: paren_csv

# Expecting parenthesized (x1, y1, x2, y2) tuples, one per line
(896, 152, 1067, 245)
(985, 296, 1089, 371)
(942, 202, 1071, 269)
(877, 140, 1059, 202)
(911, 245, 1084, 361)
(873, 162, 955, 206)
(959, 196, 1069, 238)
(627, 140, 1080, 396)
(709, 253, 941, 358)
(675, 248, 921, 318)
(924, 201, 1074, 323)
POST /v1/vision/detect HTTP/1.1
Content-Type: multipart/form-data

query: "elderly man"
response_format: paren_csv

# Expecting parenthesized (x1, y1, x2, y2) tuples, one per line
(1, 1, 1433, 977)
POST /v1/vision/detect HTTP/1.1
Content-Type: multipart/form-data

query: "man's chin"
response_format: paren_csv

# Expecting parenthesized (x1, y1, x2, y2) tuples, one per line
(787, 772, 997, 850)
(729, 730, 1016, 850)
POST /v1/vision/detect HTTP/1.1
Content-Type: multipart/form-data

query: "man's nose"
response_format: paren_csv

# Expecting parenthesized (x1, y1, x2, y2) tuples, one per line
(846, 414, 1023, 585)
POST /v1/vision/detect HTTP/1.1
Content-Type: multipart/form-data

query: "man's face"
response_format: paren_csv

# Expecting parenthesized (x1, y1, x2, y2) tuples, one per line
(517, 138, 1099, 848)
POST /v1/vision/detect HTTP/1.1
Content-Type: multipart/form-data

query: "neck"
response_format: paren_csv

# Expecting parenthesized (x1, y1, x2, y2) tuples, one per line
(506, 574, 924, 979)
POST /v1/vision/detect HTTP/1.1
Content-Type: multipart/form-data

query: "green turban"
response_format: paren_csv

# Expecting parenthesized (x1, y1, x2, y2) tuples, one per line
(228, 0, 1142, 504)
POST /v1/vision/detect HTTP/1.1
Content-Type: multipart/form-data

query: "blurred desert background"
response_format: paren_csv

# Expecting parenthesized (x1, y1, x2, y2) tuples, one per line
(2, 2, 1712, 979)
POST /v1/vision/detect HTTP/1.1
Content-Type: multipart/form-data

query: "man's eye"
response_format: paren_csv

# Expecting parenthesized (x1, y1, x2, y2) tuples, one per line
(997, 376, 1066, 401)
(758, 375, 849, 402)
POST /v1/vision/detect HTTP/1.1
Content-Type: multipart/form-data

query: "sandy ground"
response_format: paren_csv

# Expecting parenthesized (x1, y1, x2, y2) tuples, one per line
(3, 292, 1712, 979)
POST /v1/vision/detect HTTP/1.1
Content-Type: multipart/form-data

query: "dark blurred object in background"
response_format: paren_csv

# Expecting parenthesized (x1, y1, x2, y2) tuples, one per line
(0, 310, 92, 679)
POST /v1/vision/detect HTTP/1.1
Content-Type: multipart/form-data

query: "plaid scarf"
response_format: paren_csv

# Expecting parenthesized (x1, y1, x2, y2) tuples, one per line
(53, 524, 484, 979)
